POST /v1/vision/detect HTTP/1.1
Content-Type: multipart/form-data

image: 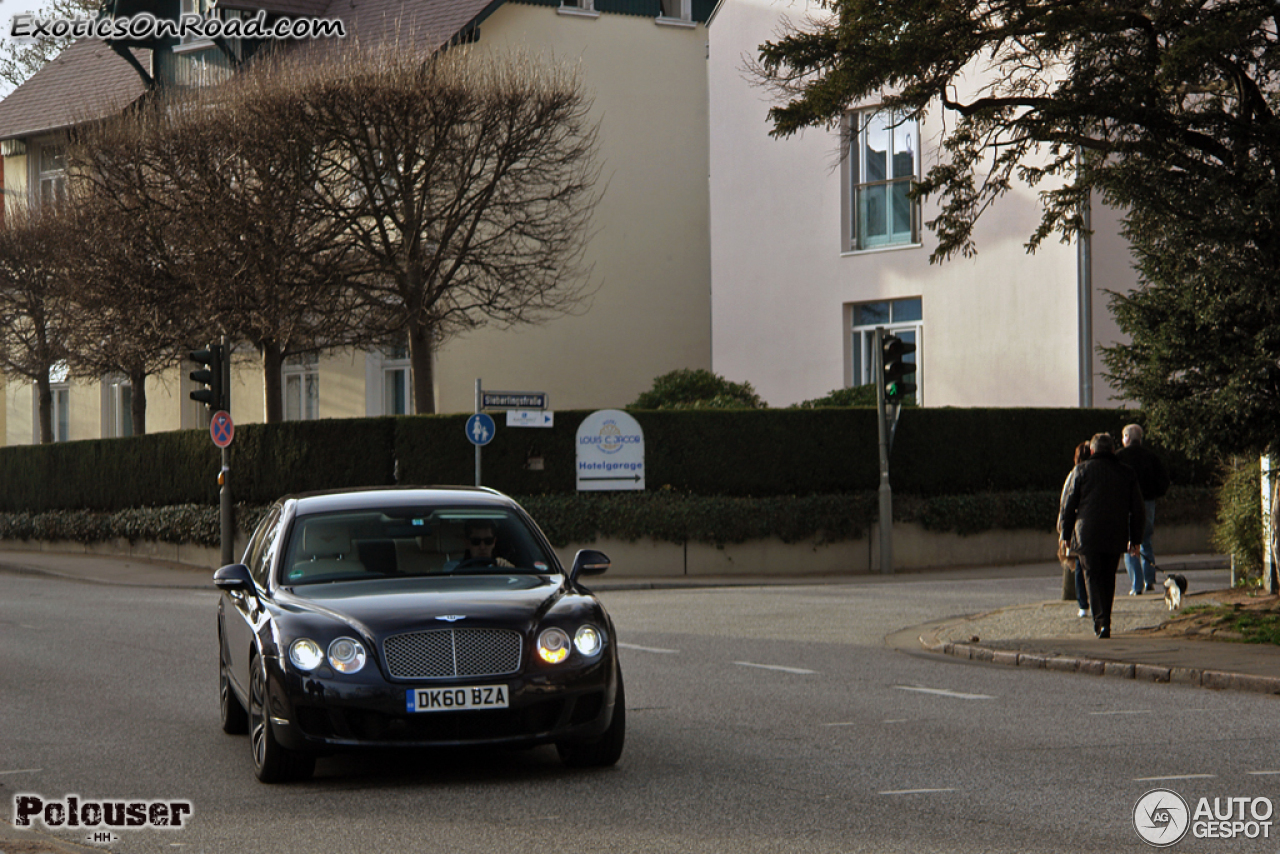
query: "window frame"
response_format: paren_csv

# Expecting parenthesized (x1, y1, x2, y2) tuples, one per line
(845, 109, 920, 253)
(282, 352, 320, 422)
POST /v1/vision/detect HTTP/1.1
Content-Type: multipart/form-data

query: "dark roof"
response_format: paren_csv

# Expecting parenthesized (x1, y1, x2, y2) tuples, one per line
(0, 39, 150, 141)
(320, 0, 500, 51)
(0, 1, 503, 141)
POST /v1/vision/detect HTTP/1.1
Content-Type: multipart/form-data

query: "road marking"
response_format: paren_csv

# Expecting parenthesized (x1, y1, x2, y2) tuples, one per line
(735, 661, 817, 675)
(1090, 709, 1153, 716)
(619, 642, 679, 654)
(893, 685, 994, 700)
(879, 788, 957, 795)
(0, 768, 42, 775)
(1133, 774, 1216, 782)
(1248, 771, 1280, 776)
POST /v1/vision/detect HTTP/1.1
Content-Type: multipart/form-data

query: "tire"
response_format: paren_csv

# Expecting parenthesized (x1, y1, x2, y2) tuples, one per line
(249, 653, 315, 783)
(557, 670, 626, 768)
(219, 633, 249, 735)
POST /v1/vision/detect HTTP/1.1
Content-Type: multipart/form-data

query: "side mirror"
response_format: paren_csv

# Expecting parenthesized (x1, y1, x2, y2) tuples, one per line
(569, 549, 610, 584)
(213, 563, 255, 593)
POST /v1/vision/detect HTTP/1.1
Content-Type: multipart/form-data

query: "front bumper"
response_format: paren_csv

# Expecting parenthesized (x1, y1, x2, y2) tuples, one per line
(264, 653, 617, 751)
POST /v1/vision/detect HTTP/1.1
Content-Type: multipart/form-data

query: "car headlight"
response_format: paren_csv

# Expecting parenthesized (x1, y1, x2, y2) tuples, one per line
(328, 637, 367, 674)
(574, 625, 602, 656)
(288, 638, 325, 671)
(537, 627, 571, 664)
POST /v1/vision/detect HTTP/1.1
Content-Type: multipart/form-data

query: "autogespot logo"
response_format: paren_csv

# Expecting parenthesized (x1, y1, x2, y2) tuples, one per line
(1134, 788, 1190, 847)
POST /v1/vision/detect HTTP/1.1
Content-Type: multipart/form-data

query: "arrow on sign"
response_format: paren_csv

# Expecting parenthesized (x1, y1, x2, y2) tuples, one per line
(579, 475, 642, 483)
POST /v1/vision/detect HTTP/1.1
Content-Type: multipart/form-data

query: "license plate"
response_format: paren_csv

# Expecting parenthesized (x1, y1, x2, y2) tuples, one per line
(406, 685, 509, 713)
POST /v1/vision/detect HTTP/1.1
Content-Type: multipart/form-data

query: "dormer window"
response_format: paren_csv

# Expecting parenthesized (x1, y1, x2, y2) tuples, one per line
(557, 0, 598, 17)
(658, 0, 691, 22)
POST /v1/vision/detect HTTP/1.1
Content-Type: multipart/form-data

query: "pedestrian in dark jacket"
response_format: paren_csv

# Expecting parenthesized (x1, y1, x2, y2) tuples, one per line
(1058, 441, 1093, 618)
(1058, 433, 1144, 639)
(1116, 424, 1170, 595)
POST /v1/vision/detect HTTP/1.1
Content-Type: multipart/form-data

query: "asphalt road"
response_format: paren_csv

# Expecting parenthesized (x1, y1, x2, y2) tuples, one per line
(3, 570, 1278, 853)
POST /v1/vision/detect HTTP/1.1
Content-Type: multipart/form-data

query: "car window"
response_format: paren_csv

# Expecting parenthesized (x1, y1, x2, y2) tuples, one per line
(280, 506, 557, 586)
(247, 505, 282, 589)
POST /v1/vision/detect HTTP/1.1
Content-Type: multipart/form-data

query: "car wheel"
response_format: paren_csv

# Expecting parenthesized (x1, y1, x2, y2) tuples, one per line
(219, 634, 248, 735)
(557, 670, 626, 768)
(249, 653, 315, 783)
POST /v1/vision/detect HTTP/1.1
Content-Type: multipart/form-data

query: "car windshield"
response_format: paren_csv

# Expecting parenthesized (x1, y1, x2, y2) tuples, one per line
(280, 506, 558, 585)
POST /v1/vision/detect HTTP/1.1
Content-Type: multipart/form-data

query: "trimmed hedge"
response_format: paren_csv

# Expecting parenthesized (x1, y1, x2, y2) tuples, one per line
(0, 408, 1213, 513)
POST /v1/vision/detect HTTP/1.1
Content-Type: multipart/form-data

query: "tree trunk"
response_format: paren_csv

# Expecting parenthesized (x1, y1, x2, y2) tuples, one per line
(128, 367, 147, 436)
(261, 340, 283, 424)
(408, 323, 435, 414)
(35, 372, 53, 444)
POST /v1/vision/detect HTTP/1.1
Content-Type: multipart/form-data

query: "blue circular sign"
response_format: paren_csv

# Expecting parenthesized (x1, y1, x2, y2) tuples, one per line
(465, 413, 496, 446)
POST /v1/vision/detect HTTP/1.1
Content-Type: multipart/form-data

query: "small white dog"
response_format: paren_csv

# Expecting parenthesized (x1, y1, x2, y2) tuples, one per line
(1164, 574, 1188, 610)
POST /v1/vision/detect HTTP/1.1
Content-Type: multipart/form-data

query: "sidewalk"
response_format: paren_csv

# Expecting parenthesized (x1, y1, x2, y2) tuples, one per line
(3, 550, 1275, 697)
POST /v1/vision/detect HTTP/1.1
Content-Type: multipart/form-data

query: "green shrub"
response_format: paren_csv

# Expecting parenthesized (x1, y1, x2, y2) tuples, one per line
(1212, 457, 1263, 580)
(629, 369, 765, 410)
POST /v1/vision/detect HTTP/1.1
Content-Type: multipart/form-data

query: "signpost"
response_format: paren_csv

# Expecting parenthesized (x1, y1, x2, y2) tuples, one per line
(482, 391, 548, 410)
(210, 410, 234, 448)
(576, 409, 645, 491)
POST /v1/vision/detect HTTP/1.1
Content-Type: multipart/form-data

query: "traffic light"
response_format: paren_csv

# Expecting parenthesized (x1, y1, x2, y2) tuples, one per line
(189, 345, 226, 412)
(882, 334, 917, 403)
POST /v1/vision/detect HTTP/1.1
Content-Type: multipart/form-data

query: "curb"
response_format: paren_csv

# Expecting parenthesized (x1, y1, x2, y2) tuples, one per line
(927, 639, 1280, 696)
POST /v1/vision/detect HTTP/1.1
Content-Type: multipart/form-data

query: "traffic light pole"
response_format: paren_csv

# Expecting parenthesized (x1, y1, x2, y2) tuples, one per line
(219, 336, 233, 566)
(874, 326, 893, 574)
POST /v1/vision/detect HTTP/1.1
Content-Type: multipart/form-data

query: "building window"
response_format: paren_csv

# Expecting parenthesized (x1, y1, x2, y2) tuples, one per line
(658, 0, 692, 22)
(850, 298, 922, 402)
(849, 110, 918, 250)
(37, 145, 66, 209)
(283, 353, 319, 421)
(36, 361, 71, 442)
(381, 345, 411, 416)
(105, 376, 133, 438)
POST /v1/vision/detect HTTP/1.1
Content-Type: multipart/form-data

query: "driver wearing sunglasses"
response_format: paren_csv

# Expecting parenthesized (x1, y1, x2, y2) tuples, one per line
(463, 520, 513, 567)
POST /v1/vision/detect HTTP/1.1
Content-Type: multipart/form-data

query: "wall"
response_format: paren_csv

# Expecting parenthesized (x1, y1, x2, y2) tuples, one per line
(0, 522, 1212, 576)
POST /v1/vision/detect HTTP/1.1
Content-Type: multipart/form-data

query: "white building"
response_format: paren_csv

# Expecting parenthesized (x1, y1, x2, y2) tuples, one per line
(706, 0, 1134, 409)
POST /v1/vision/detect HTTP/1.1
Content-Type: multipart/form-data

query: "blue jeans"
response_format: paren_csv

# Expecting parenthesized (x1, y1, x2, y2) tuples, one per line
(1074, 560, 1089, 611)
(1124, 500, 1157, 593)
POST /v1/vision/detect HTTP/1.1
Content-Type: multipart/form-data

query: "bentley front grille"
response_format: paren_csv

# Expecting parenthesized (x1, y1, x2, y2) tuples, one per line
(383, 628, 523, 680)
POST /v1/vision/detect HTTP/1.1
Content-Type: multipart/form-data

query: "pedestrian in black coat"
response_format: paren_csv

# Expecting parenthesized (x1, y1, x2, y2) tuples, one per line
(1058, 433, 1144, 638)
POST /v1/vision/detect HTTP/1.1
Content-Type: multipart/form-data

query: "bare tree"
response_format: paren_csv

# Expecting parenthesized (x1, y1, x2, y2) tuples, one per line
(56, 181, 197, 436)
(228, 42, 602, 413)
(0, 205, 76, 442)
(68, 85, 372, 423)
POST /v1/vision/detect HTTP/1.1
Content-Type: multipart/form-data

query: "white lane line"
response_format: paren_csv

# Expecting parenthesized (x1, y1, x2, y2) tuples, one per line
(1090, 709, 1154, 716)
(735, 661, 817, 675)
(1133, 774, 1216, 782)
(1248, 771, 1280, 776)
(879, 788, 957, 796)
(618, 642, 679, 654)
(893, 685, 994, 700)
(0, 768, 42, 775)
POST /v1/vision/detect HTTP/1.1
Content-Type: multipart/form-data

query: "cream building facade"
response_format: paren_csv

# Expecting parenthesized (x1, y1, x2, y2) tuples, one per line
(706, 0, 1134, 409)
(0, 0, 712, 444)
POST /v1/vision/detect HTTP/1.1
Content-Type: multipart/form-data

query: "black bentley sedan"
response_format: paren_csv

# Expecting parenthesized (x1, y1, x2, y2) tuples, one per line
(214, 487, 624, 782)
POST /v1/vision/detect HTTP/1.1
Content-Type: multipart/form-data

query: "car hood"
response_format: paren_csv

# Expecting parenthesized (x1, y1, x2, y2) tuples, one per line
(276, 573, 566, 636)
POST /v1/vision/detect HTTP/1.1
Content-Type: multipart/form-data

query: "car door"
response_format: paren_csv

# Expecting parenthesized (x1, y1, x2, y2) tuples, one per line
(222, 505, 282, 700)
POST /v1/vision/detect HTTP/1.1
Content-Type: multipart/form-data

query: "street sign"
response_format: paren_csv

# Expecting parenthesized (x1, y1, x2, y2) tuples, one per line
(465, 413, 496, 446)
(482, 391, 548, 411)
(507, 410, 554, 428)
(210, 410, 234, 448)
(576, 409, 645, 491)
